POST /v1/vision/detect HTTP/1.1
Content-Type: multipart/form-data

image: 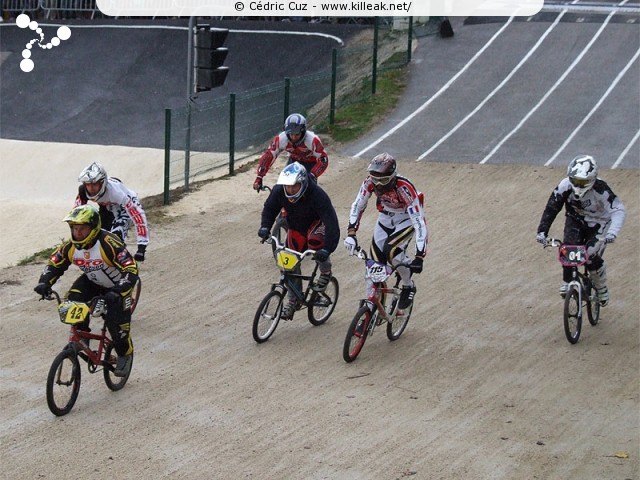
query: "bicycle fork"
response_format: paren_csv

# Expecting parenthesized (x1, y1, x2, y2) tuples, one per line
(568, 279, 583, 318)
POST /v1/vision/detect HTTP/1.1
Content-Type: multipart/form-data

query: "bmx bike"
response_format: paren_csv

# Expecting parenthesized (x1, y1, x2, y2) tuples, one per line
(343, 247, 415, 363)
(544, 237, 602, 344)
(252, 236, 339, 343)
(41, 285, 140, 416)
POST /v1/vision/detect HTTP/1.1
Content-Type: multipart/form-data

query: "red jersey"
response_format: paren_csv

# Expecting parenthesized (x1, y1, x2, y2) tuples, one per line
(256, 130, 328, 179)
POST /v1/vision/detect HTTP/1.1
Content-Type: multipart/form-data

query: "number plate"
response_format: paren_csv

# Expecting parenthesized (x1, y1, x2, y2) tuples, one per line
(558, 245, 588, 267)
(58, 301, 90, 325)
(365, 259, 393, 283)
(276, 251, 300, 271)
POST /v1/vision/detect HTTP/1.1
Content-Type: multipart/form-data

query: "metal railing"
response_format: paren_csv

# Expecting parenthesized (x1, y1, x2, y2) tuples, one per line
(162, 18, 448, 203)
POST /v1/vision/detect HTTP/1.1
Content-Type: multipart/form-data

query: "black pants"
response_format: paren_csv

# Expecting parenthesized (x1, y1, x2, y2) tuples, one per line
(562, 215, 605, 282)
(67, 275, 133, 356)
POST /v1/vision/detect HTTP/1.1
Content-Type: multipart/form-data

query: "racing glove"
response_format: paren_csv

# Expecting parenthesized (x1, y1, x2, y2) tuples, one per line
(34, 283, 51, 297)
(343, 235, 358, 256)
(258, 227, 270, 240)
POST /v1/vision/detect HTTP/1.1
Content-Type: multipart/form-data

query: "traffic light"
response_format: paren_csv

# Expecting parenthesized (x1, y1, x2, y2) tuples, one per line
(194, 25, 229, 92)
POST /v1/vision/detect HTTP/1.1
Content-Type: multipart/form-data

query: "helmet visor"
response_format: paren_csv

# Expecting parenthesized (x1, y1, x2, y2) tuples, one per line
(286, 124, 304, 136)
(369, 172, 394, 186)
(570, 177, 592, 188)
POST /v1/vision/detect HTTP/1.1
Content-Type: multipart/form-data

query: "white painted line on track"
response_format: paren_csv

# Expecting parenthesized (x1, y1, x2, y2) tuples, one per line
(612, 129, 640, 169)
(417, 11, 566, 161)
(352, 17, 515, 159)
(480, 11, 615, 165)
(545, 47, 640, 166)
(0, 23, 346, 45)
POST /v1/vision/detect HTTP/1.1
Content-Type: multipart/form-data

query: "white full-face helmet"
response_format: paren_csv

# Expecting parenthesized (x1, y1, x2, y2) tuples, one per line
(277, 161, 309, 203)
(78, 162, 108, 201)
(567, 155, 598, 199)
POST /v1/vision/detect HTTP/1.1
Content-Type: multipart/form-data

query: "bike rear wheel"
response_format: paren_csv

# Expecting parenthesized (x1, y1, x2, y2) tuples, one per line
(563, 286, 582, 344)
(343, 306, 371, 363)
(103, 344, 132, 391)
(308, 277, 339, 326)
(253, 290, 284, 343)
(46, 348, 81, 416)
(386, 297, 413, 340)
(586, 286, 600, 326)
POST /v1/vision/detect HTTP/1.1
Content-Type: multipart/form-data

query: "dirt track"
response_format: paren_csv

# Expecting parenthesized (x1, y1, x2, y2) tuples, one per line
(1, 157, 638, 479)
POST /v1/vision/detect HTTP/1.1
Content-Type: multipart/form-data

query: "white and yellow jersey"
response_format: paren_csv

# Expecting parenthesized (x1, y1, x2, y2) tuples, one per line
(40, 230, 138, 291)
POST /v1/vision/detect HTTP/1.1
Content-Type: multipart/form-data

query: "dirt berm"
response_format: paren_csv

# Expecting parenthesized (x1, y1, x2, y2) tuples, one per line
(1, 156, 638, 479)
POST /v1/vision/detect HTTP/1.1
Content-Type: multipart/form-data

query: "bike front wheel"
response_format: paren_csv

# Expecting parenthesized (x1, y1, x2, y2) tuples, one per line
(343, 305, 371, 363)
(308, 277, 339, 326)
(387, 298, 413, 341)
(253, 290, 284, 343)
(563, 286, 582, 344)
(46, 348, 81, 416)
(103, 344, 132, 391)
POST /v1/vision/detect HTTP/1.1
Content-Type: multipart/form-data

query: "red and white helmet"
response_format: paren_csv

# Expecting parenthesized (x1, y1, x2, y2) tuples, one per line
(368, 152, 397, 193)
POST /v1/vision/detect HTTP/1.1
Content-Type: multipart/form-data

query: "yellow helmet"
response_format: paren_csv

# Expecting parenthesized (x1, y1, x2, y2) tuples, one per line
(63, 205, 101, 249)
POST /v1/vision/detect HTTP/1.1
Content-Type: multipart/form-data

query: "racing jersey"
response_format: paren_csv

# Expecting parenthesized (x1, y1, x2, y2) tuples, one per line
(537, 178, 626, 237)
(256, 130, 328, 179)
(39, 230, 139, 291)
(75, 178, 149, 247)
(348, 175, 428, 257)
(261, 180, 340, 253)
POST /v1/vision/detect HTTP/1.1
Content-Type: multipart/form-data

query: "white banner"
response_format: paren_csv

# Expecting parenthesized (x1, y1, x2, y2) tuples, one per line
(96, 0, 543, 17)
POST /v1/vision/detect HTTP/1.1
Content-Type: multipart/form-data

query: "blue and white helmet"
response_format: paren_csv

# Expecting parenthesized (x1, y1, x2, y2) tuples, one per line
(284, 113, 307, 143)
(567, 155, 598, 199)
(277, 161, 309, 203)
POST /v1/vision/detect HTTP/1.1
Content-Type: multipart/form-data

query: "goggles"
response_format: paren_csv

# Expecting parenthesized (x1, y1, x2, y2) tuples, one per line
(369, 173, 394, 186)
(569, 177, 592, 188)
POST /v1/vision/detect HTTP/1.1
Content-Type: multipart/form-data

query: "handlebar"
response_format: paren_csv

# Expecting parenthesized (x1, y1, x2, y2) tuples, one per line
(40, 290, 61, 303)
(353, 246, 415, 272)
(265, 235, 318, 260)
(543, 236, 606, 249)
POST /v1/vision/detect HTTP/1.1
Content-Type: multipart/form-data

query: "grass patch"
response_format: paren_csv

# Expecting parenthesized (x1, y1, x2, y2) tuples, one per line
(318, 67, 408, 143)
(18, 245, 58, 266)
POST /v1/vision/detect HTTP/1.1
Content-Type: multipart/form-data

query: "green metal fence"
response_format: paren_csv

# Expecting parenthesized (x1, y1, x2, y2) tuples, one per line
(163, 16, 444, 204)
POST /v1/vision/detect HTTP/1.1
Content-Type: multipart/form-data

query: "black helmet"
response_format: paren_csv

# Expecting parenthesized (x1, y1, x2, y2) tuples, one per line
(284, 113, 307, 143)
(368, 153, 397, 193)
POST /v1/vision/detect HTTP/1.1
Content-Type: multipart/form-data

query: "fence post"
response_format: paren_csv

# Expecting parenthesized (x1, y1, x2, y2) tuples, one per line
(407, 16, 413, 63)
(164, 108, 171, 205)
(284, 77, 291, 121)
(372, 17, 379, 95)
(330, 48, 337, 125)
(185, 101, 192, 192)
(229, 93, 236, 176)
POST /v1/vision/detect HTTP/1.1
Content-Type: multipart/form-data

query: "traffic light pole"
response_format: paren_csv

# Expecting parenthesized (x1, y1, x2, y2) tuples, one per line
(184, 16, 196, 192)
